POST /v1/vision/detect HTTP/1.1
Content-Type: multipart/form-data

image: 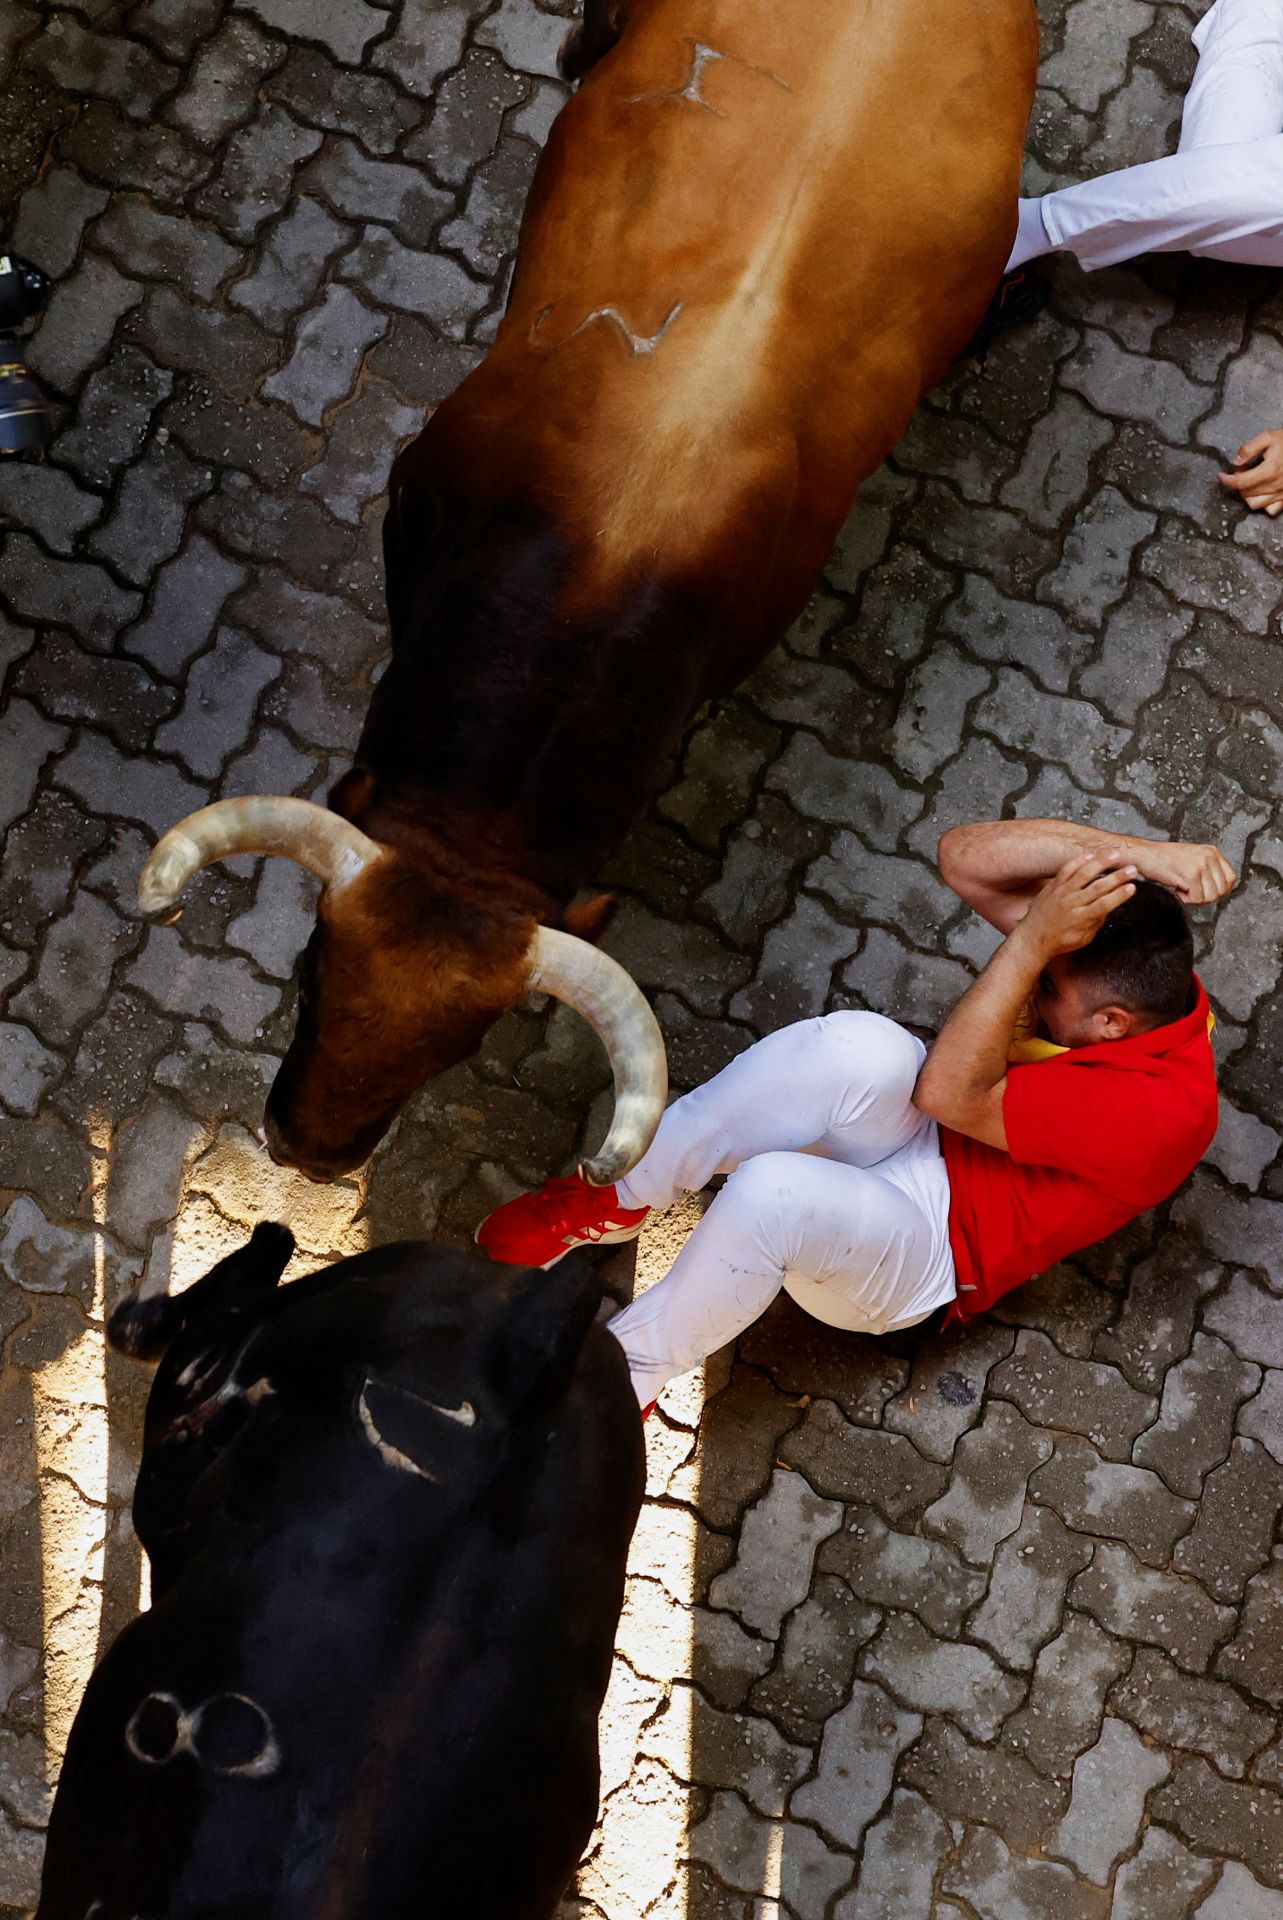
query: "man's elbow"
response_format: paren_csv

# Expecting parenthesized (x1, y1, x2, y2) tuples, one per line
(912, 1065, 951, 1126)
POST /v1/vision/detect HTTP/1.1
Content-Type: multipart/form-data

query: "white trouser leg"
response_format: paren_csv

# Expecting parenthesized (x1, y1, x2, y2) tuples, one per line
(617, 1011, 929, 1212)
(608, 1140, 955, 1406)
(1015, 0, 1283, 272)
(1181, 0, 1283, 149)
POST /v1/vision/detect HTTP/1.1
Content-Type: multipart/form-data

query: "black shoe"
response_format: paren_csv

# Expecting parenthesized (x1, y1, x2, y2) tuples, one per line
(966, 266, 1052, 358)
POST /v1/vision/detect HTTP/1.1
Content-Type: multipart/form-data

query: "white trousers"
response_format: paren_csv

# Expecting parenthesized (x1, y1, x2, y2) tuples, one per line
(606, 1012, 957, 1406)
(1025, 0, 1283, 271)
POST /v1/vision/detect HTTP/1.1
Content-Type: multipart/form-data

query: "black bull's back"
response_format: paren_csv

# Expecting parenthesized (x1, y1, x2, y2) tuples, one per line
(38, 1236, 645, 1920)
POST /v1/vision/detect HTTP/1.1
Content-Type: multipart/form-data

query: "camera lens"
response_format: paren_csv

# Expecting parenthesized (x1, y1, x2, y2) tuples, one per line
(0, 335, 51, 456)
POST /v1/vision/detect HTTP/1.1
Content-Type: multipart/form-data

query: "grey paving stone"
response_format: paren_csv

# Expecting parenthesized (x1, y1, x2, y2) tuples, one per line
(162, 381, 316, 489)
(883, 1321, 1015, 1463)
(998, 391, 1113, 531)
(125, 922, 279, 1046)
(266, 47, 420, 154)
(728, 894, 859, 1027)
(0, 464, 100, 558)
(52, 345, 174, 486)
(12, 628, 175, 752)
(1094, 1241, 1222, 1392)
(123, 285, 278, 400)
(0, 1023, 61, 1116)
(890, 642, 991, 781)
(8, 889, 135, 1049)
(474, 0, 565, 79)
(1140, 527, 1282, 636)
(779, 1399, 948, 1523)
(860, 1612, 1024, 1740)
(1207, 1098, 1282, 1193)
(59, 99, 214, 208)
(1078, 578, 1194, 726)
(902, 1715, 1065, 1848)
(1189, 1218, 1283, 1321)
(21, 16, 175, 116)
(973, 669, 1130, 791)
(88, 442, 210, 586)
(408, 44, 526, 188)
(992, 1329, 1158, 1462)
(1196, 1863, 1283, 1920)
(263, 282, 388, 427)
(233, 0, 382, 64)
(1218, 1560, 1283, 1707)
(1133, 1331, 1260, 1497)
(688, 1793, 851, 1920)
(371, 0, 469, 93)
(300, 379, 420, 524)
(197, 476, 355, 590)
(192, 104, 323, 243)
(941, 573, 1088, 693)
(1153, 1758, 1283, 1890)
(166, 16, 284, 143)
(123, 534, 249, 679)
(153, 628, 280, 779)
(0, 535, 143, 650)
(94, 196, 241, 301)
(1111, 1827, 1218, 1920)
(439, 136, 540, 279)
(922, 1401, 1054, 1567)
(747, 1574, 880, 1741)
(902, 482, 1055, 596)
(942, 1823, 1101, 1920)
(968, 1503, 1095, 1670)
(1061, 328, 1210, 445)
(765, 733, 922, 849)
(303, 137, 449, 246)
(1196, 332, 1283, 470)
(26, 253, 143, 394)
(789, 1679, 921, 1849)
(1174, 1439, 1283, 1605)
(126, 0, 224, 64)
(341, 226, 489, 336)
(1039, 485, 1158, 626)
(1070, 1542, 1234, 1673)
(1004, 1609, 1135, 1783)
(54, 728, 205, 837)
(1111, 1644, 1274, 1780)
(708, 1468, 843, 1639)
(832, 1789, 950, 1920)
(641, 1678, 809, 1819)
(1239, 1372, 1283, 1467)
(1030, 1433, 1195, 1567)
(819, 1505, 985, 1641)
(1046, 1715, 1169, 1883)
(9, 166, 108, 278)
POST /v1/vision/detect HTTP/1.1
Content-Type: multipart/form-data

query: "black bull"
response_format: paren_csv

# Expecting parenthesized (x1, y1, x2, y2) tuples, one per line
(37, 1227, 645, 1920)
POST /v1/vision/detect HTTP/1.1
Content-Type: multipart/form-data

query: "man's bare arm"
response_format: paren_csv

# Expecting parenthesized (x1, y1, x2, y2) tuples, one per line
(915, 855, 1139, 1147)
(939, 819, 1236, 933)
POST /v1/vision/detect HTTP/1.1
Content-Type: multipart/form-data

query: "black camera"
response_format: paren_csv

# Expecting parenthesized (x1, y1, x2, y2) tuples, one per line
(0, 251, 51, 456)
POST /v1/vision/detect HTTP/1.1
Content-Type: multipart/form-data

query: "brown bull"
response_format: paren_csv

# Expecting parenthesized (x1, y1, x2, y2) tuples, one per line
(142, 0, 1038, 1180)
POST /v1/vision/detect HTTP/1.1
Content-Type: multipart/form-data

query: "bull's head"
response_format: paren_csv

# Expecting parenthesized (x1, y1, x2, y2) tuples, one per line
(137, 797, 666, 1184)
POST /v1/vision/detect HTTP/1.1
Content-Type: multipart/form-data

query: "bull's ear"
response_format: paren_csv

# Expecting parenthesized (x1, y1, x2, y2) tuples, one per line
(562, 892, 618, 945)
(489, 1253, 603, 1415)
(107, 1223, 295, 1363)
(328, 768, 380, 823)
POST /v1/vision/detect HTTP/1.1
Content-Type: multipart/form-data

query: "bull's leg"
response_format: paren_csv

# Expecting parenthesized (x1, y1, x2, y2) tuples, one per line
(559, 0, 626, 82)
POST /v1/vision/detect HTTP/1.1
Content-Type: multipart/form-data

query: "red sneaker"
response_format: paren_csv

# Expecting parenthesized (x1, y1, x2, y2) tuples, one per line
(476, 1174, 650, 1270)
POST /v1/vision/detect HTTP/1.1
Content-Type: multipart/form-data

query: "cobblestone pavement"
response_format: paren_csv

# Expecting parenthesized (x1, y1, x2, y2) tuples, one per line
(2, 0, 1283, 1911)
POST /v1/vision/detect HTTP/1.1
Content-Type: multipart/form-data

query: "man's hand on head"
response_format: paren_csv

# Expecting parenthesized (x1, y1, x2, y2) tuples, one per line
(1014, 854, 1139, 961)
(1219, 429, 1283, 515)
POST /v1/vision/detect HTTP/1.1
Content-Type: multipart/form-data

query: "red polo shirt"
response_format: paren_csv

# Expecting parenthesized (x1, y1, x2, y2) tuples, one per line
(940, 980, 1217, 1321)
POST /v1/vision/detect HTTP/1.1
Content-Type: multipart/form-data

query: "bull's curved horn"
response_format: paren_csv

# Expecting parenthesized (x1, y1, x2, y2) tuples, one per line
(138, 798, 383, 915)
(528, 928, 667, 1188)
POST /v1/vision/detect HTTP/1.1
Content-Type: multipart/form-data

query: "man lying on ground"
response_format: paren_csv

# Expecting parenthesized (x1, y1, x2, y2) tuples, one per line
(477, 819, 1235, 1409)
(981, 0, 1283, 351)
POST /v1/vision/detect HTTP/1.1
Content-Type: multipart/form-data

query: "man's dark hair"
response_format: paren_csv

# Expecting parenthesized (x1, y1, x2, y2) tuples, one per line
(1067, 878, 1194, 1026)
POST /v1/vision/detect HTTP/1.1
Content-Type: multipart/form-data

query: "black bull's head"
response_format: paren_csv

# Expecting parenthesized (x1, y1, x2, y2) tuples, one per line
(38, 1228, 645, 1920)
